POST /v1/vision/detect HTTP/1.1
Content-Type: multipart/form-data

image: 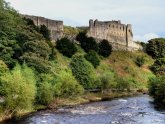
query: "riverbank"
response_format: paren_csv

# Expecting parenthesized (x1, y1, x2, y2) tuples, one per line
(48, 91, 144, 109)
(0, 90, 144, 122)
(3, 94, 164, 124)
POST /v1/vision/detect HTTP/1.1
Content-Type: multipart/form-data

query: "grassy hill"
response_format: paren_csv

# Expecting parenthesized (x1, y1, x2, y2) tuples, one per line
(54, 45, 155, 91)
(101, 51, 154, 90)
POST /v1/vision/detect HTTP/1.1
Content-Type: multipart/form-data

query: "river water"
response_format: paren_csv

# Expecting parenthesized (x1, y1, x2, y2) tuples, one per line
(1, 95, 165, 124)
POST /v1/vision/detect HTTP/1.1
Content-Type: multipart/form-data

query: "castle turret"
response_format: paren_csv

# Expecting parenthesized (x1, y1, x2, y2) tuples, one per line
(126, 24, 133, 47)
(89, 19, 94, 28)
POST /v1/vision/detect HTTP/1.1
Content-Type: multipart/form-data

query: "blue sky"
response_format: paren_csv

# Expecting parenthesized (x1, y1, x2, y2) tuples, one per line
(5, 0, 165, 42)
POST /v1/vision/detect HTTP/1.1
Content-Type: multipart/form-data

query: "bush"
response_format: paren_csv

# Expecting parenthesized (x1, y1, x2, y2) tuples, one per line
(54, 69, 84, 97)
(98, 39, 112, 57)
(37, 81, 54, 105)
(56, 37, 77, 58)
(84, 50, 100, 68)
(135, 56, 145, 67)
(149, 76, 165, 104)
(70, 55, 96, 89)
(21, 52, 52, 73)
(36, 74, 56, 105)
(116, 77, 131, 91)
(0, 64, 36, 115)
(0, 60, 8, 76)
(100, 71, 116, 91)
(150, 58, 165, 75)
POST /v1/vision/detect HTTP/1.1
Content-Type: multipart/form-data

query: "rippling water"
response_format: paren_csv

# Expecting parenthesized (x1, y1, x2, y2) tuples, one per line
(1, 95, 165, 124)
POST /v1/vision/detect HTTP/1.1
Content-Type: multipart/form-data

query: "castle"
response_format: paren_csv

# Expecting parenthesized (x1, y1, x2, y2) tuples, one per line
(87, 19, 142, 51)
(22, 15, 141, 51)
(22, 15, 63, 41)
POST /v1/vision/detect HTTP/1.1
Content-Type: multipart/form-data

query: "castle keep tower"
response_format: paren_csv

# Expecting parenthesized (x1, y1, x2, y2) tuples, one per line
(22, 15, 63, 41)
(87, 19, 141, 51)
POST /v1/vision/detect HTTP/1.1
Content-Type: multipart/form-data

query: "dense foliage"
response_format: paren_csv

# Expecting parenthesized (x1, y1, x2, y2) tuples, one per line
(146, 38, 165, 59)
(84, 50, 100, 68)
(54, 70, 84, 97)
(39, 25, 51, 41)
(146, 38, 165, 106)
(149, 76, 165, 104)
(76, 32, 99, 52)
(70, 55, 96, 89)
(150, 58, 165, 75)
(0, 0, 158, 120)
(98, 40, 112, 57)
(56, 37, 77, 58)
(0, 64, 36, 115)
(135, 56, 145, 67)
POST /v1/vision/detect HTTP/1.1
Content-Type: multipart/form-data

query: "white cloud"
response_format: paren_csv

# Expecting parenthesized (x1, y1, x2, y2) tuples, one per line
(134, 33, 159, 42)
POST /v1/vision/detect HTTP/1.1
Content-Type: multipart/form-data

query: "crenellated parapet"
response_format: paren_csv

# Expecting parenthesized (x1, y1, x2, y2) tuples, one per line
(22, 14, 63, 41)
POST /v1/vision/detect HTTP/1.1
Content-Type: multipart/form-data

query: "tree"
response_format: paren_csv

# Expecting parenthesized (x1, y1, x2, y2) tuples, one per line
(20, 40, 52, 73)
(39, 25, 51, 41)
(56, 37, 77, 58)
(149, 76, 165, 104)
(150, 58, 165, 75)
(146, 38, 165, 59)
(0, 64, 36, 115)
(76, 32, 99, 53)
(76, 31, 87, 43)
(84, 50, 100, 68)
(70, 55, 96, 89)
(98, 39, 112, 57)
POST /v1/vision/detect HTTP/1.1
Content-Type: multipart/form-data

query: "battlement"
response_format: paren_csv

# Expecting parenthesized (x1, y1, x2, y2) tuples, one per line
(22, 14, 63, 41)
(87, 19, 141, 51)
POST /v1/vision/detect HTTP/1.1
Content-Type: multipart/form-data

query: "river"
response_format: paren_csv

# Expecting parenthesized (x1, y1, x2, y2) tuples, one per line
(1, 95, 165, 124)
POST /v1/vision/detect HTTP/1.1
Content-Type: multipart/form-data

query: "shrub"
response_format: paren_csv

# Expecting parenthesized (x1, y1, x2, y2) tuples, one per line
(135, 56, 145, 67)
(36, 74, 56, 105)
(37, 81, 54, 105)
(0, 64, 36, 115)
(21, 52, 52, 73)
(116, 77, 131, 91)
(100, 71, 116, 91)
(149, 76, 165, 104)
(84, 50, 100, 68)
(0, 60, 8, 76)
(54, 70, 84, 97)
(70, 55, 96, 89)
(56, 37, 77, 58)
(98, 39, 112, 57)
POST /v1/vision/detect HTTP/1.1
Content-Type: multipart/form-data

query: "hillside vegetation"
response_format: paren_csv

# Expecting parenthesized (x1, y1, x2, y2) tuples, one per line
(0, 0, 162, 121)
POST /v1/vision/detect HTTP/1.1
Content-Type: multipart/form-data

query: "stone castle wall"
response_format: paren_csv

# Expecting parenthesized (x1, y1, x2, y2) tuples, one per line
(87, 19, 141, 51)
(22, 15, 63, 41)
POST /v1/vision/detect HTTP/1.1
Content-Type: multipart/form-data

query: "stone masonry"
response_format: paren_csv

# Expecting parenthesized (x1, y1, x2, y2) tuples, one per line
(22, 14, 63, 41)
(87, 19, 142, 51)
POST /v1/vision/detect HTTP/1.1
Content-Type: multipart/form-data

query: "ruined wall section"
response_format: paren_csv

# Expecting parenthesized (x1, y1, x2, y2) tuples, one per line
(87, 19, 141, 51)
(22, 15, 63, 41)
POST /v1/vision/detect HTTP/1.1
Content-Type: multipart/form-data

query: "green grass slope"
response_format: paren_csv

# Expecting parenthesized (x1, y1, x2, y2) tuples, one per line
(98, 51, 155, 90)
